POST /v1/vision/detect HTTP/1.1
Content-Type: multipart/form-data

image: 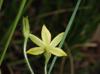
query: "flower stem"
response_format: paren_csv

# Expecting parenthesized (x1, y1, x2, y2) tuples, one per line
(44, 63, 48, 74)
(24, 38, 34, 74)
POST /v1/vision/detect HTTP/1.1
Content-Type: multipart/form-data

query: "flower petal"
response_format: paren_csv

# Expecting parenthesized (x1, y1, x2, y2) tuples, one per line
(27, 47, 44, 55)
(41, 25, 51, 44)
(29, 34, 44, 47)
(48, 47, 67, 57)
(50, 32, 64, 47)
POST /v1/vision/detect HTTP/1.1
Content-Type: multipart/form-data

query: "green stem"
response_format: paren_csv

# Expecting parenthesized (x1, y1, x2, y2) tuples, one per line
(44, 63, 47, 74)
(0, 0, 27, 65)
(24, 38, 34, 74)
(48, 0, 82, 74)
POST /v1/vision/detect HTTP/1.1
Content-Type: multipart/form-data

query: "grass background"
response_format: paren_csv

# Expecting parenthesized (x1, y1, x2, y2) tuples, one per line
(0, 0, 100, 74)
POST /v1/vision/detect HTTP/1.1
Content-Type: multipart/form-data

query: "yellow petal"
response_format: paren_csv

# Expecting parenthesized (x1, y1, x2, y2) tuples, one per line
(29, 34, 44, 47)
(48, 47, 67, 57)
(27, 47, 44, 55)
(50, 32, 64, 47)
(41, 25, 51, 44)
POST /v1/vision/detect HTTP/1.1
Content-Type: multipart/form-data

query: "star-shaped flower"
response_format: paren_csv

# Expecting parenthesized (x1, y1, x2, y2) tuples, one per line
(27, 25, 67, 58)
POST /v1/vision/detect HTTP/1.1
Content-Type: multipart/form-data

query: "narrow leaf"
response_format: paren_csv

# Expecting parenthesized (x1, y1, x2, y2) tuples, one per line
(27, 47, 44, 55)
(0, 0, 3, 10)
(49, 47, 67, 57)
(50, 32, 64, 47)
(29, 34, 44, 47)
(41, 25, 51, 44)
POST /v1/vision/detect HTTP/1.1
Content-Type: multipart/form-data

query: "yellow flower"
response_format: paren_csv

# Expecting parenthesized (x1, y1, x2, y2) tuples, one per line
(27, 25, 67, 58)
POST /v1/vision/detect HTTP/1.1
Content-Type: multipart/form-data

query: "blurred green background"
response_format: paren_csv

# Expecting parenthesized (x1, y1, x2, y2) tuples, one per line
(0, 0, 100, 74)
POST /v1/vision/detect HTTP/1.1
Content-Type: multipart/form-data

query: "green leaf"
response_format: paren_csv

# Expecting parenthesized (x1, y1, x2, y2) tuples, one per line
(48, 47, 67, 57)
(0, 0, 3, 10)
(50, 32, 64, 47)
(23, 17, 30, 38)
(29, 34, 44, 47)
(27, 47, 44, 55)
(41, 25, 51, 44)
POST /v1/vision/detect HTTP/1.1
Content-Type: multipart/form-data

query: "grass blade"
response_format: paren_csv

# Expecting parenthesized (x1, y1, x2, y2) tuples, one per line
(0, 0, 4, 10)
(48, 0, 82, 74)
(0, 0, 27, 65)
